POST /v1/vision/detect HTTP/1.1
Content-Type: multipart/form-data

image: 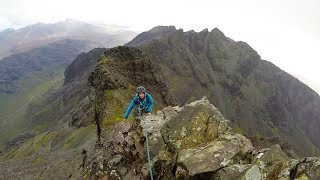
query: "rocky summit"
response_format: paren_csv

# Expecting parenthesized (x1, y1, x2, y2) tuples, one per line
(82, 97, 320, 180)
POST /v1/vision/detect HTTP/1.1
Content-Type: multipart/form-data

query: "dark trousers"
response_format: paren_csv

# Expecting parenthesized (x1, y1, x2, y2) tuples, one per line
(131, 106, 147, 161)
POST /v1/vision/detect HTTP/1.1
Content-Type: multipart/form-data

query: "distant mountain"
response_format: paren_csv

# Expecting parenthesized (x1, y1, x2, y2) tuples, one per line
(126, 26, 320, 156)
(0, 39, 101, 148)
(0, 19, 137, 59)
(0, 39, 99, 95)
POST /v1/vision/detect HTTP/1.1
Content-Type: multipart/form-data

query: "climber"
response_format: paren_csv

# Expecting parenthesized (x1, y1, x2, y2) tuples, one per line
(123, 86, 154, 120)
(123, 86, 155, 179)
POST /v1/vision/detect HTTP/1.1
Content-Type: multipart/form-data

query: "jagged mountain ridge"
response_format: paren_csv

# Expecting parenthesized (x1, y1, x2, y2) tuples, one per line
(126, 26, 320, 156)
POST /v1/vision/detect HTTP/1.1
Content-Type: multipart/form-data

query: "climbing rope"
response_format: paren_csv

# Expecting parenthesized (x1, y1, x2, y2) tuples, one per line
(139, 109, 154, 180)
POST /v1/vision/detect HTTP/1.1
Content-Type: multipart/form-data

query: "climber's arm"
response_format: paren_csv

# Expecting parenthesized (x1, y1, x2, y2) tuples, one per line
(146, 94, 154, 113)
(124, 96, 137, 119)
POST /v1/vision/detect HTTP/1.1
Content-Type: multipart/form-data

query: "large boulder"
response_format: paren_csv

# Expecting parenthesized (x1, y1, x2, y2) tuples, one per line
(158, 96, 253, 177)
(136, 96, 253, 179)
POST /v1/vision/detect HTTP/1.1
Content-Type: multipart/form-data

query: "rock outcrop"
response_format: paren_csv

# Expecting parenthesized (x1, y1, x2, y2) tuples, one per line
(87, 46, 176, 143)
(83, 97, 320, 179)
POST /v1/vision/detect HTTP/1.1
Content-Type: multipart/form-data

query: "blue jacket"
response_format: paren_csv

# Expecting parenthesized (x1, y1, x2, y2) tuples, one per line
(124, 92, 154, 119)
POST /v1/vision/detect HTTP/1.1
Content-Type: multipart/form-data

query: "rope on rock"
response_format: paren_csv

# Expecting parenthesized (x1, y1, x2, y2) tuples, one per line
(140, 109, 154, 180)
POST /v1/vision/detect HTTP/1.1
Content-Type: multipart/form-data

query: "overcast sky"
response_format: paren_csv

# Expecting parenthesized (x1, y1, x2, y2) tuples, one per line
(1, 0, 320, 94)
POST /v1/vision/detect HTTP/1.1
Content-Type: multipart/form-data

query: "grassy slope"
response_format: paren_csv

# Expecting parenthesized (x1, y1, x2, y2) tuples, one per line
(0, 68, 65, 150)
(0, 124, 96, 161)
(0, 48, 105, 159)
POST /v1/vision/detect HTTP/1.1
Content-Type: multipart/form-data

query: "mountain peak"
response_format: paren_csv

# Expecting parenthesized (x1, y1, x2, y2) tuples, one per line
(149, 25, 177, 33)
(126, 26, 229, 47)
(210, 27, 225, 37)
(200, 28, 209, 33)
(63, 18, 79, 23)
(56, 18, 88, 26)
(125, 25, 177, 47)
(0, 28, 15, 33)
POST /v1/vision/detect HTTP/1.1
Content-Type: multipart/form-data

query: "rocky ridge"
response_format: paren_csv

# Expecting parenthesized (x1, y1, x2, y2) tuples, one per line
(126, 26, 320, 156)
(82, 97, 320, 179)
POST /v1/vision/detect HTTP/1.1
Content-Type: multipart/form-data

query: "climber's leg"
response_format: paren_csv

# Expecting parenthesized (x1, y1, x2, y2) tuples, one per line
(130, 107, 146, 161)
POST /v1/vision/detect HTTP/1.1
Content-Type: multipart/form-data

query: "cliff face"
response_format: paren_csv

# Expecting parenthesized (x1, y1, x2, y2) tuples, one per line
(126, 26, 320, 156)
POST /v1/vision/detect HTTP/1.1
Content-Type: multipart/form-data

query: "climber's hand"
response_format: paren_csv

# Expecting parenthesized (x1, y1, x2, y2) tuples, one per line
(147, 112, 151, 116)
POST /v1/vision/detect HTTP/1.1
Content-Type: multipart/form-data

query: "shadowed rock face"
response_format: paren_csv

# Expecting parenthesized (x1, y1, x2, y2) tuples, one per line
(83, 97, 320, 179)
(126, 26, 320, 156)
(88, 46, 176, 103)
(87, 46, 176, 143)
